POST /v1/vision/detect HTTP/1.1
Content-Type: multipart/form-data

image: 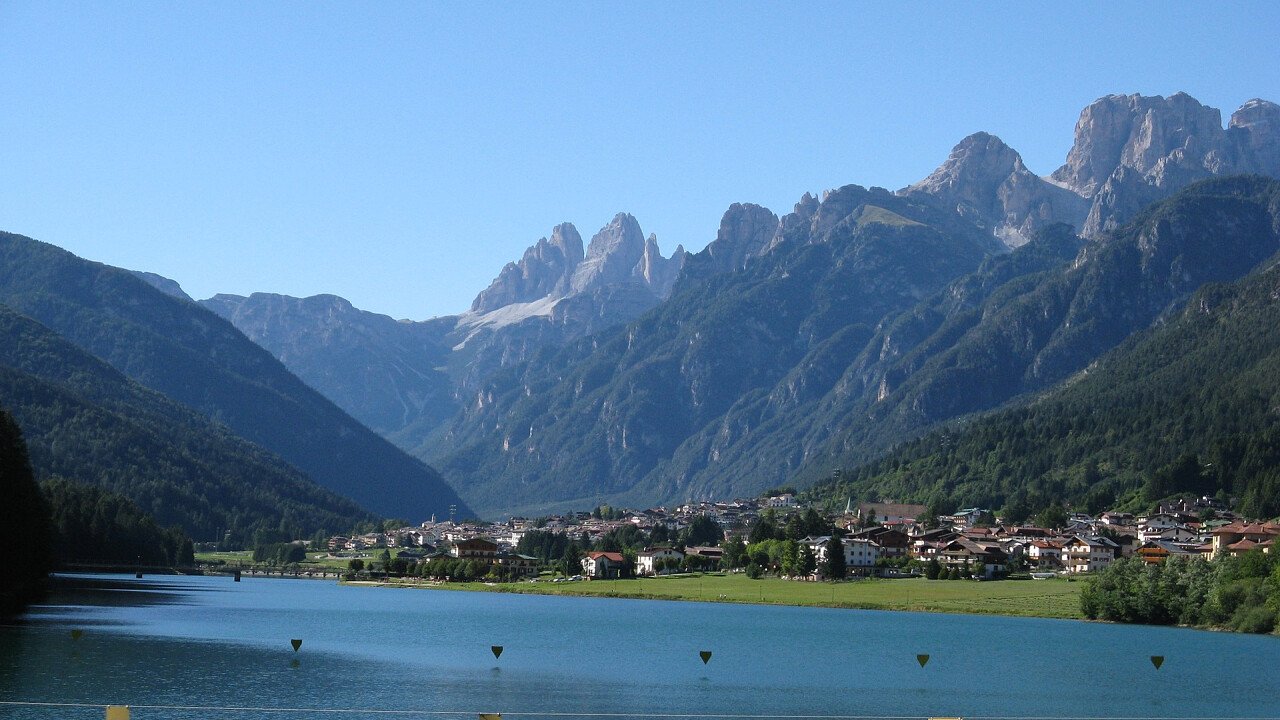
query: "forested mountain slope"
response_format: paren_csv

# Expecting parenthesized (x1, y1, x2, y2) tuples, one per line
(793, 176, 1280, 475)
(651, 222, 1087, 500)
(0, 303, 374, 541)
(807, 240, 1280, 519)
(0, 232, 471, 521)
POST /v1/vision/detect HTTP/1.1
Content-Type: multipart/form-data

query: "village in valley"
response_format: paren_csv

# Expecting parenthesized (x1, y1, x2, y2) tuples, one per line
(313, 492, 1280, 584)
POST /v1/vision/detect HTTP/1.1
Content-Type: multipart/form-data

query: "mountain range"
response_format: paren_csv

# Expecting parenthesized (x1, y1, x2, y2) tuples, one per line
(806, 180, 1280, 520)
(183, 92, 1280, 517)
(5, 91, 1279, 523)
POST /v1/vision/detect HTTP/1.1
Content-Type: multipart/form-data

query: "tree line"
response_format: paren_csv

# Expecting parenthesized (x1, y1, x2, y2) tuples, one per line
(1081, 550, 1280, 634)
(41, 477, 195, 567)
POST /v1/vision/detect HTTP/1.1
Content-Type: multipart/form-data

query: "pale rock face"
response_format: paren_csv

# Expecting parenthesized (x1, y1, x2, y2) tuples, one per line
(471, 213, 685, 321)
(701, 203, 779, 275)
(766, 192, 820, 253)
(638, 233, 687, 298)
(906, 93, 1280, 245)
(1081, 165, 1165, 238)
(471, 223, 583, 313)
(454, 213, 686, 389)
(905, 132, 1088, 247)
(569, 213, 648, 294)
(1230, 99, 1280, 177)
(1051, 93, 1230, 196)
(1049, 93, 1260, 236)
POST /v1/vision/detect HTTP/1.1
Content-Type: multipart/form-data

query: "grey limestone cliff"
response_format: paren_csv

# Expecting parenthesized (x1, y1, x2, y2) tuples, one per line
(451, 213, 686, 391)
(903, 132, 1088, 247)
(471, 223, 584, 313)
(906, 93, 1280, 245)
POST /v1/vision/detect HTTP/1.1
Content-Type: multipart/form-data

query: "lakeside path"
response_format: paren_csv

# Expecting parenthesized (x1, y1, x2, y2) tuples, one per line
(349, 573, 1085, 620)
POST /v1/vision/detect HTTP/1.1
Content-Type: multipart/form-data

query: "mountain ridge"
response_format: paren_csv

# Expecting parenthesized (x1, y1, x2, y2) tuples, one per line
(805, 234, 1280, 520)
(0, 231, 471, 522)
(0, 301, 375, 540)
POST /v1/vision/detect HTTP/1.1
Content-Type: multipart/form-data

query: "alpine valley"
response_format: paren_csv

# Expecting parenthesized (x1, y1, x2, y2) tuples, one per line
(6, 92, 1280, 525)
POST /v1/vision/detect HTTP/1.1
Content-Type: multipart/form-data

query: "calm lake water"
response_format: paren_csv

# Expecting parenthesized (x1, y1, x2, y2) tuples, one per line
(1, 574, 1277, 720)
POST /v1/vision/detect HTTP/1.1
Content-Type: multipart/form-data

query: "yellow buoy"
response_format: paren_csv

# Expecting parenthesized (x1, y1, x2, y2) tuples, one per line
(290, 639, 302, 652)
(478, 714, 502, 720)
(106, 706, 131, 720)
(916, 654, 930, 668)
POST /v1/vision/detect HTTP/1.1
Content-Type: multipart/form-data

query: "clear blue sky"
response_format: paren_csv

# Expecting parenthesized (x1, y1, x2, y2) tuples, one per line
(2, 3, 1277, 320)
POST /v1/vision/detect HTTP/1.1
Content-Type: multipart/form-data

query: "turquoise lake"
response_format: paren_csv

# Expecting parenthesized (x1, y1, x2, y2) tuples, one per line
(1, 574, 1277, 719)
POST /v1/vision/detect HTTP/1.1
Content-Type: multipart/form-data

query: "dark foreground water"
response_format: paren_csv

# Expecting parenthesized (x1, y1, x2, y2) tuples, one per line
(1, 574, 1277, 720)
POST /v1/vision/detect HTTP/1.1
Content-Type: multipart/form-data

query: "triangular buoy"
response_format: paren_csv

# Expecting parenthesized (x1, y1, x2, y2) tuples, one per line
(1150, 655, 1164, 669)
(290, 639, 302, 652)
(916, 654, 930, 668)
(491, 645, 503, 659)
(699, 650, 712, 664)
(70, 629, 83, 641)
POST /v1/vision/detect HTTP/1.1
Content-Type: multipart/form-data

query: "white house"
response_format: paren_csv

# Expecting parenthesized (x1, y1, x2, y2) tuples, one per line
(765, 494, 798, 508)
(843, 538, 881, 574)
(805, 536, 882, 576)
(1027, 540, 1064, 569)
(581, 551, 628, 579)
(1062, 535, 1118, 574)
(636, 547, 685, 576)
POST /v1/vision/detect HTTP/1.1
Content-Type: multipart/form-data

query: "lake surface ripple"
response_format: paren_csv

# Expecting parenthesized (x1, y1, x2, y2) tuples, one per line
(1, 574, 1276, 719)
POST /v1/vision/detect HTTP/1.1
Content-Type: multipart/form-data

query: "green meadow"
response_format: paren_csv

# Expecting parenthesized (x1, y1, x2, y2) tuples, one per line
(366, 572, 1085, 620)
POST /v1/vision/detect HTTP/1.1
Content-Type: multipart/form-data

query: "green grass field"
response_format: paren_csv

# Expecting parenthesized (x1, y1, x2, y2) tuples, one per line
(364, 572, 1085, 620)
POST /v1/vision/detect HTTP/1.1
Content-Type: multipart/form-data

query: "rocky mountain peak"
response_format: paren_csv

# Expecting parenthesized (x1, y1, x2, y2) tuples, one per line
(1051, 92, 1231, 197)
(470, 222, 583, 313)
(569, 212, 648, 294)
(468, 212, 685, 324)
(637, 232, 686, 299)
(909, 132, 1024, 194)
(1230, 99, 1280, 177)
(548, 222, 585, 266)
(903, 93, 1280, 246)
(702, 203, 780, 275)
(903, 134, 1088, 248)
